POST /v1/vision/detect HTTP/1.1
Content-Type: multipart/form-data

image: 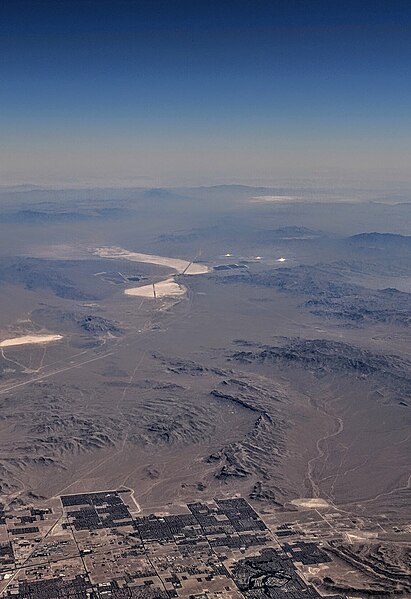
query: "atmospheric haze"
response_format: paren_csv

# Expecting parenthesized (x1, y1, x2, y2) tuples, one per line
(0, 2, 410, 599)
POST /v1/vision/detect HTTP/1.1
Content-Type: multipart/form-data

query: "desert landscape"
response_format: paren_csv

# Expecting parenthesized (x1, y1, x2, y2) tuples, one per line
(2, 0, 410, 596)
(0, 185, 410, 597)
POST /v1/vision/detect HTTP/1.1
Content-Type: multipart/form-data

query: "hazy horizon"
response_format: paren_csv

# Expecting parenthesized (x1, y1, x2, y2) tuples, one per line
(2, 0, 411, 188)
(0, 5, 410, 592)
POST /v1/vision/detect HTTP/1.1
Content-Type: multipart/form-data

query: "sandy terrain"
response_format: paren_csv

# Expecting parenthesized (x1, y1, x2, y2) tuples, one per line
(0, 334, 63, 347)
(291, 498, 330, 509)
(125, 277, 186, 299)
(94, 246, 209, 275)
(0, 187, 410, 598)
(0, 187, 410, 529)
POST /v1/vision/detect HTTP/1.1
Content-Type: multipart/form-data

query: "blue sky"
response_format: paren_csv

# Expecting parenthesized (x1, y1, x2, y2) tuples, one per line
(1, 0, 411, 186)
